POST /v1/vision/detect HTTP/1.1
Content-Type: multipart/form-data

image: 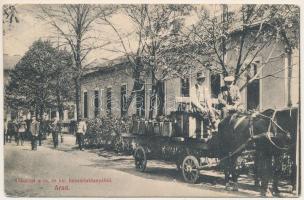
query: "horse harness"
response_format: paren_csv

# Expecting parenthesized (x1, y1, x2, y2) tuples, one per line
(219, 110, 291, 164)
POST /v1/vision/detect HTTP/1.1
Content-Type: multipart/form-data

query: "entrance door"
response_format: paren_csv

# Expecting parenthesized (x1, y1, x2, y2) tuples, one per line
(247, 62, 260, 110)
(247, 79, 260, 110)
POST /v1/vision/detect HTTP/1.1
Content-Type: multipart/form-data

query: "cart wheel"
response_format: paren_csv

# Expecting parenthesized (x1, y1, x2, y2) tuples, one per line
(134, 146, 147, 172)
(182, 155, 200, 184)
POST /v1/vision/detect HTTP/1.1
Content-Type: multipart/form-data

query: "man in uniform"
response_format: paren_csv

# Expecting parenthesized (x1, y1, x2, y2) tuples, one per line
(76, 117, 87, 151)
(190, 71, 216, 138)
(218, 76, 242, 118)
(30, 116, 40, 150)
(50, 117, 60, 148)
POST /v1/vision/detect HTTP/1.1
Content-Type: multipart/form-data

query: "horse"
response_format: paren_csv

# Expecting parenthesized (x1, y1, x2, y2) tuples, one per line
(217, 108, 294, 196)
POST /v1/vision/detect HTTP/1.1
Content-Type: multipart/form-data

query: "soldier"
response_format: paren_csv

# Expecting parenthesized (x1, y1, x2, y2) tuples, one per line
(6, 118, 17, 143)
(76, 117, 87, 151)
(218, 76, 242, 118)
(30, 116, 40, 150)
(50, 117, 60, 148)
(190, 72, 216, 138)
(17, 118, 27, 146)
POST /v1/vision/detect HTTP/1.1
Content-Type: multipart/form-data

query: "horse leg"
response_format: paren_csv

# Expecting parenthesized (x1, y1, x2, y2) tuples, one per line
(231, 157, 239, 191)
(272, 153, 281, 195)
(224, 156, 238, 191)
(224, 158, 232, 190)
(260, 154, 272, 196)
(254, 151, 262, 187)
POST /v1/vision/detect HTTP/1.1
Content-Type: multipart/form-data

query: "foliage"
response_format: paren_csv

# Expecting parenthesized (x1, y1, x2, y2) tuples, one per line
(102, 5, 192, 118)
(84, 116, 132, 154)
(38, 4, 115, 119)
(3, 5, 19, 34)
(185, 5, 299, 84)
(5, 39, 74, 118)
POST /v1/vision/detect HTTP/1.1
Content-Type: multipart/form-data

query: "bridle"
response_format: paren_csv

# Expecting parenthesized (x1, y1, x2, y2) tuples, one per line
(251, 110, 291, 150)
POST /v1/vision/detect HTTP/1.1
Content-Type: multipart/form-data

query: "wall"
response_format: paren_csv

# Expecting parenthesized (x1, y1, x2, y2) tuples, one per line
(81, 66, 137, 119)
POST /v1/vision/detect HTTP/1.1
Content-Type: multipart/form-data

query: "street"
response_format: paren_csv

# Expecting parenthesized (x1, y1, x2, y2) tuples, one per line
(4, 134, 294, 197)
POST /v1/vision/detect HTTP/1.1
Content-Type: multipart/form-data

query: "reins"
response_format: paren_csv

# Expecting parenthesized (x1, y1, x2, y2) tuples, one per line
(217, 110, 291, 165)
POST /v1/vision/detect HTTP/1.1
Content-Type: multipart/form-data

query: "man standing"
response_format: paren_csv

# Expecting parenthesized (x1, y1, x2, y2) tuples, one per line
(190, 72, 216, 138)
(30, 116, 40, 150)
(76, 117, 87, 151)
(6, 118, 17, 143)
(17, 118, 27, 146)
(218, 76, 242, 118)
(51, 118, 60, 148)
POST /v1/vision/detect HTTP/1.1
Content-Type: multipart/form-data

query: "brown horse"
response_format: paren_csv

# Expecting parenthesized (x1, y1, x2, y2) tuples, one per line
(217, 108, 295, 196)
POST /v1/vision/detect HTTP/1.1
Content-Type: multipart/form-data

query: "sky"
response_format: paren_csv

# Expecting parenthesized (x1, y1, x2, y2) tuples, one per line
(3, 4, 230, 67)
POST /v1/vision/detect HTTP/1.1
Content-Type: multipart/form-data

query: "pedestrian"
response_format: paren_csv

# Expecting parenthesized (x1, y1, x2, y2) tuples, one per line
(4, 118, 7, 145)
(6, 118, 17, 143)
(30, 116, 40, 150)
(50, 117, 59, 148)
(76, 117, 87, 151)
(17, 118, 27, 146)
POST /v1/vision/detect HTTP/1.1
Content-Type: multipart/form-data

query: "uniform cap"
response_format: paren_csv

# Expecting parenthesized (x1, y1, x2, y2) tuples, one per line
(197, 72, 206, 80)
(224, 76, 235, 82)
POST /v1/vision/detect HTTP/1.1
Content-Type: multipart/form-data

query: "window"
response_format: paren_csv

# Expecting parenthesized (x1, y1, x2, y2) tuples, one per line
(106, 88, 112, 116)
(247, 63, 260, 111)
(181, 78, 190, 97)
(51, 110, 57, 119)
(83, 91, 88, 118)
(121, 85, 127, 116)
(94, 90, 99, 118)
(136, 81, 145, 117)
(210, 74, 221, 98)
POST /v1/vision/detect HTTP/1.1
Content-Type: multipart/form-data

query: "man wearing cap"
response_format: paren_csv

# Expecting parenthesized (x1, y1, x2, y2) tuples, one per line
(218, 76, 242, 118)
(76, 117, 87, 151)
(190, 71, 216, 138)
(30, 116, 40, 150)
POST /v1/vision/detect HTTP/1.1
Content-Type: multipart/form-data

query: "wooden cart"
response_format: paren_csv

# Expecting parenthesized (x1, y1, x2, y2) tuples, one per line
(131, 111, 220, 184)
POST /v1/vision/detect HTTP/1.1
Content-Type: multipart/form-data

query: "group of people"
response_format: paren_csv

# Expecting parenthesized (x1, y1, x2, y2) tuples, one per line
(4, 115, 88, 151)
(4, 116, 62, 150)
(190, 71, 242, 138)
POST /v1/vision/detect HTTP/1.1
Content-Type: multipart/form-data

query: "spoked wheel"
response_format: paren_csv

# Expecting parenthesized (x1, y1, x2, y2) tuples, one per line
(134, 146, 147, 172)
(182, 155, 200, 184)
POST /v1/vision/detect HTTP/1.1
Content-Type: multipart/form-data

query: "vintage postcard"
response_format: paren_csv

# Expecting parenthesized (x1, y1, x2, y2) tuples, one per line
(2, 1, 301, 198)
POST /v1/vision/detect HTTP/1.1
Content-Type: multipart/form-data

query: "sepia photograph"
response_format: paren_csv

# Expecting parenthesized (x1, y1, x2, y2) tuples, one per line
(2, 2, 301, 198)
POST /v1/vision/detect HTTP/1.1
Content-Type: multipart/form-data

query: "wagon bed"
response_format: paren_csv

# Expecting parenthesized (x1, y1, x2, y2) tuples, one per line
(132, 134, 220, 183)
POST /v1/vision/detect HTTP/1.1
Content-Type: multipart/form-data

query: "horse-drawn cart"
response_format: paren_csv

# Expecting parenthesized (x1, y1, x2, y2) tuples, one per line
(130, 106, 299, 192)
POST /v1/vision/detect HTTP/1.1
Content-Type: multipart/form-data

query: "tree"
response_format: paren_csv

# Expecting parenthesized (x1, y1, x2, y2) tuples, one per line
(50, 48, 75, 120)
(187, 5, 299, 92)
(5, 39, 74, 119)
(101, 5, 192, 118)
(38, 4, 114, 120)
(3, 5, 19, 34)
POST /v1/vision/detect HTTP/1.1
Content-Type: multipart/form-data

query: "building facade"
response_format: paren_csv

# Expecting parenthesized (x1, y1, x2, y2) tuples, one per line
(80, 46, 299, 120)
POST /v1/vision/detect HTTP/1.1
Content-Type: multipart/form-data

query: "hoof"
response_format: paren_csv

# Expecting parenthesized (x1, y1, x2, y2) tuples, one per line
(225, 182, 237, 191)
(260, 189, 273, 197)
(225, 183, 232, 191)
(232, 182, 238, 191)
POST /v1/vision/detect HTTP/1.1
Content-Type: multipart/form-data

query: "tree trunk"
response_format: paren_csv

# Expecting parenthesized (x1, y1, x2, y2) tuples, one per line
(56, 91, 64, 120)
(122, 68, 141, 117)
(39, 104, 44, 121)
(287, 51, 292, 107)
(75, 78, 81, 120)
(149, 71, 156, 119)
